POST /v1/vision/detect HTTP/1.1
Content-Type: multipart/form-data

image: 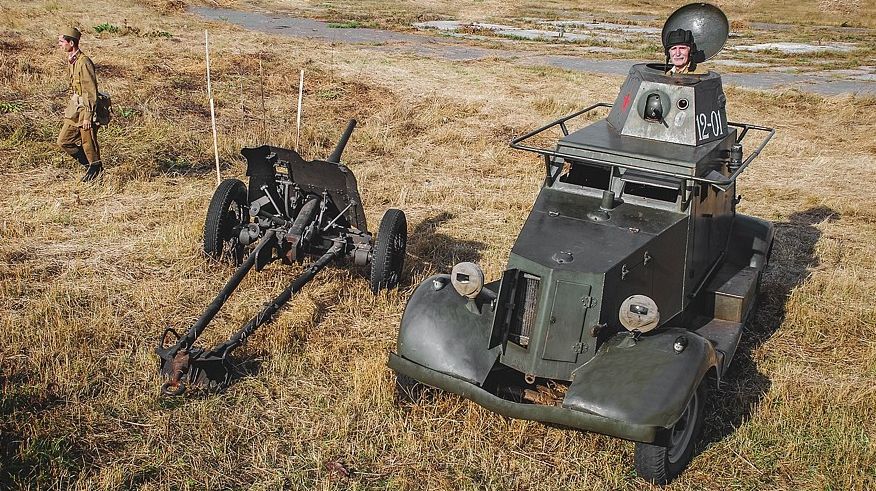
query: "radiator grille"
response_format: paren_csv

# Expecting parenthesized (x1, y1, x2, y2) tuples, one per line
(509, 274, 540, 347)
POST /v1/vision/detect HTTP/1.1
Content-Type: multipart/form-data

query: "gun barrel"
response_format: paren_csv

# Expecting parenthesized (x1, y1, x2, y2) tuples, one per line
(327, 119, 357, 163)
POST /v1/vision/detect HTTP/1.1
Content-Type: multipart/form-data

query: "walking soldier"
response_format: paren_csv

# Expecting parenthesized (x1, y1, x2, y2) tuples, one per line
(57, 27, 103, 182)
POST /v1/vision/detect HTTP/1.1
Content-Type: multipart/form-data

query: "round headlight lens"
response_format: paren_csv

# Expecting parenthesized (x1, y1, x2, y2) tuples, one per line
(618, 295, 660, 333)
(450, 262, 485, 299)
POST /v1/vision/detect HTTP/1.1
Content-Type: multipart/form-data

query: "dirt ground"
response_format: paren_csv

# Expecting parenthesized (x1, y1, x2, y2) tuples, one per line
(1, 1, 875, 489)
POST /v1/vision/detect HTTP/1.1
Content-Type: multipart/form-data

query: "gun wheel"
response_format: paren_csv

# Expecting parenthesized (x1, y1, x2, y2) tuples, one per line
(204, 178, 248, 265)
(634, 379, 708, 485)
(369, 209, 407, 293)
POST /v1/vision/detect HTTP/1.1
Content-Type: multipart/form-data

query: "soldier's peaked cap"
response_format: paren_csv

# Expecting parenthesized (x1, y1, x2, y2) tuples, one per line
(666, 28, 694, 49)
(61, 27, 81, 41)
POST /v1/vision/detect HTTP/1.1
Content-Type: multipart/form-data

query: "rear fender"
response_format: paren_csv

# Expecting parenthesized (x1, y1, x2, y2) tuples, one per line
(727, 214, 775, 269)
(396, 275, 500, 385)
(563, 328, 717, 428)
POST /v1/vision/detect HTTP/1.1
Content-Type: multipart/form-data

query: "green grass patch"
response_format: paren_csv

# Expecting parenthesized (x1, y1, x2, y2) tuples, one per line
(316, 87, 343, 100)
(0, 101, 23, 114)
(93, 22, 120, 34)
(17, 436, 80, 474)
(327, 20, 363, 29)
(145, 29, 173, 38)
(157, 156, 196, 173)
(118, 106, 138, 118)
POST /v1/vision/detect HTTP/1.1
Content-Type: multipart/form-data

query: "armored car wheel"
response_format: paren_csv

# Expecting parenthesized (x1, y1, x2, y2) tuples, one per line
(204, 178, 248, 265)
(394, 372, 422, 403)
(634, 379, 708, 485)
(369, 209, 407, 293)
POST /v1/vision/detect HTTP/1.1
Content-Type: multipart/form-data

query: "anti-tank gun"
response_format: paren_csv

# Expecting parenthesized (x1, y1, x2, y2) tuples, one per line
(157, 119, 407, 396)
(389, 4, 774, 484)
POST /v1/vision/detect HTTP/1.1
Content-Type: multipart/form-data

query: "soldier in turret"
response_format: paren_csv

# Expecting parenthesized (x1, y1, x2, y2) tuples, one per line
(56, 27, 103, 182)
(664, 28, 700, 75)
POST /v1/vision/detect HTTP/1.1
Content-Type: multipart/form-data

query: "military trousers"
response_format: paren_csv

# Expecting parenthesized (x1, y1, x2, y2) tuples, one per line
(57, 119, 101, 164)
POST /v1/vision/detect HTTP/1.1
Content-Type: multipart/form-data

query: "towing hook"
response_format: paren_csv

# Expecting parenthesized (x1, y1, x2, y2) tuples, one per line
(160, 350, 191, 397)
(161, 379, 186, 397)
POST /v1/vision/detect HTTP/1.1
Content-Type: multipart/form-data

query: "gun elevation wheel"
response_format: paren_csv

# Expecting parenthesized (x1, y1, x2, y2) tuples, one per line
(204, 178, 248, 264)
(634, 378, 708, 484)
(369, 209, 407, 293)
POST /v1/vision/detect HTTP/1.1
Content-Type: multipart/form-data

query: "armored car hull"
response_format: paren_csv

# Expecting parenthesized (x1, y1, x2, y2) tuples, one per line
(389, 184, 772, 443)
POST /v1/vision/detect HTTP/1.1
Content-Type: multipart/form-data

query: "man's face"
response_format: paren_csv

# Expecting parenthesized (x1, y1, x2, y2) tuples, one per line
(58, 35, 76, 53)
(669, 44, 690, 68)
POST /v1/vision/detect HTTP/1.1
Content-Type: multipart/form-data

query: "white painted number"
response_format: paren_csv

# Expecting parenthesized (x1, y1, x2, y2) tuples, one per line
(710, 111, 722, 137)
(697, 113, 708, 140)
(697, 110, 724, 141)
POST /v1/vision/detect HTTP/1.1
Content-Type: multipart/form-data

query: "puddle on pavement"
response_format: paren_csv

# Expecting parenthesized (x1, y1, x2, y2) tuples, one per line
(191, 6, 876, 96)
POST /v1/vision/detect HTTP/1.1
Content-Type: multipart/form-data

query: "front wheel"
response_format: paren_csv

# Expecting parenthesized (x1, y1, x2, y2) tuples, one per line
(634, 379, 708, 485)
(394, 372, 421, 404)
(203, 178, 248, 265)
(369, 209, 407, 293)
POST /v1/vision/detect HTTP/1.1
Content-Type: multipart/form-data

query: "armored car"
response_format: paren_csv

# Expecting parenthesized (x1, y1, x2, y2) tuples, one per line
(388, 3, 775, 484)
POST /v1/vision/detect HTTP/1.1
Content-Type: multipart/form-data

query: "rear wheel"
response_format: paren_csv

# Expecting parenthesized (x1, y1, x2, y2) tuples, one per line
(369, 209, 407, 293)
(635, 379, 708, 485)
(204, 178, 248, 264)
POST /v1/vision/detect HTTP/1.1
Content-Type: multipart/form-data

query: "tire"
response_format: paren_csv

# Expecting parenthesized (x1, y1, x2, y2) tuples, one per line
(203, 178, 248, 264)
(369, 209, 407, 293)
(395, 372, 421, 404)
(634, 379, 708, 485)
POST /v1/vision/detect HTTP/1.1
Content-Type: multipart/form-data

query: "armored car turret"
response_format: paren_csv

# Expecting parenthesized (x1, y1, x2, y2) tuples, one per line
(388, 4, 775, 484)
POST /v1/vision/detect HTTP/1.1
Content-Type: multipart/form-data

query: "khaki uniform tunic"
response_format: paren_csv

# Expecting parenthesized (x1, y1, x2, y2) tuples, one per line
(57, 50, 101, 164)
(667, 63, 705, 75)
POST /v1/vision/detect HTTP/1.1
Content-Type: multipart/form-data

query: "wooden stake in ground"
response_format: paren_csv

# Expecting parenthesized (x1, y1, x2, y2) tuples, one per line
(259, 53, 266, 145)
(205, 30, 221, 186)
(296, 69, 304, 152)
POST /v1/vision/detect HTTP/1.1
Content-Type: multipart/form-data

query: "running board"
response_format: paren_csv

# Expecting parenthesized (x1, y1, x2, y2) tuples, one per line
(694, 318, 742, 376)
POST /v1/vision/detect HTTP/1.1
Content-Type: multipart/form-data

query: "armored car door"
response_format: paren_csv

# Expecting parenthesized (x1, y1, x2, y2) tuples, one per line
(542, 281, 593, 363)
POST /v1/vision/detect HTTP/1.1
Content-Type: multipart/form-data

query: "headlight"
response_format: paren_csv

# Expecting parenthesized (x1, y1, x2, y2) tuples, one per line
(450, 262, 484, 299)
(619, 295, 660, 333)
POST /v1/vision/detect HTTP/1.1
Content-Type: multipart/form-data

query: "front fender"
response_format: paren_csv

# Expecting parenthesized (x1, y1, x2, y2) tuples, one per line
(563, 328, 717, 428)
(396, 275, 500, 385)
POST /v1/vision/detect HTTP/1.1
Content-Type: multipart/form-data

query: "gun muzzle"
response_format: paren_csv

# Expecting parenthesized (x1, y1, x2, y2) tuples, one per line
(327, 119, 357, 163)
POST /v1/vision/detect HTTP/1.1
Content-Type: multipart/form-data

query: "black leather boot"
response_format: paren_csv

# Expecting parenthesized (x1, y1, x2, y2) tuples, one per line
(81, 163, 103, 182)
(72, 147, 90, 167)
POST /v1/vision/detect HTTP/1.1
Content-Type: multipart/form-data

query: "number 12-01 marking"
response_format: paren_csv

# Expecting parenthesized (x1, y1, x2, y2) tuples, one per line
(697, 110, 724, 141)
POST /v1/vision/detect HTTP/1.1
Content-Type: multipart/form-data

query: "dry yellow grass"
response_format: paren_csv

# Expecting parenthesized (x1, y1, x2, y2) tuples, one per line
(1, 0, 875, 489)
